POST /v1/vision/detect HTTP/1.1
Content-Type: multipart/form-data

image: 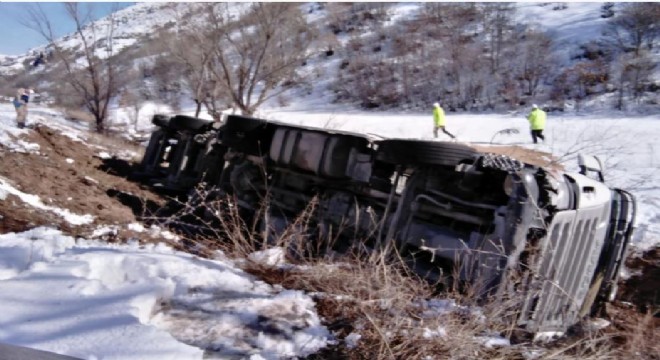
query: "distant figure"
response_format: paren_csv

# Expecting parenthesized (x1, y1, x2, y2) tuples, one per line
(433, 102, 455, 139)
(527, 104, 547, 144)
(13, 88, 33, 129)
(32, 52, 45, 67)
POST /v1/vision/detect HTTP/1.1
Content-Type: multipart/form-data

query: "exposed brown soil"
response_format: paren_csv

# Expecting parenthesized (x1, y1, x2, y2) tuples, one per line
(620, 247, 660, 313)
(0, 124, 167, 239)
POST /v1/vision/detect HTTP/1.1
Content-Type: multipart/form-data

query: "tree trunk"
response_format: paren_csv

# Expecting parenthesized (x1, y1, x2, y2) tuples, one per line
(194, 100, 202, 118)
(96, 116, 104, 133)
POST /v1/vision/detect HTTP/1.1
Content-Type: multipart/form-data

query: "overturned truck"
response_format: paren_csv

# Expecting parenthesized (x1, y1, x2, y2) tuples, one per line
(136, 113, 636, 333)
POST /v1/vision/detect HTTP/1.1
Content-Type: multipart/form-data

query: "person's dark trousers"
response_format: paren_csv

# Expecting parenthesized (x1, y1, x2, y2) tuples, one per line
(531, 129, 545, 144)
(434, 126, 456, 139)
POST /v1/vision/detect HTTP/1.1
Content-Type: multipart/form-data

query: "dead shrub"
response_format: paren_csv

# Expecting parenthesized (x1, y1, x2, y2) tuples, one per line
(62, 107, 96, 124)
(153, 189, 655, 359)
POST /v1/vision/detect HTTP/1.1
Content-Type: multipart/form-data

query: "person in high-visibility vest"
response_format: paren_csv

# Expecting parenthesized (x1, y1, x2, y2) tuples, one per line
(527, 104, 547, 144)
(433, 102, 455, 139)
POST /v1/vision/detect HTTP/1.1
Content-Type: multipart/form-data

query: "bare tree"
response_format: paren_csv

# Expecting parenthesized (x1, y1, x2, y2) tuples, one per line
(118, 82, 147, 133)
(175, 3, 316, 116)
(22, 3, 120, 132)
(153, 4, 223, 118)
(613, 52, 657, 109)
(480, 3, 516, 74)
(516, 30, 554, 97)
(553, 60, 608, 111)
(606, 3, 660, 57)
(603, 3, 659, 109)
(422, 3, 483, 110)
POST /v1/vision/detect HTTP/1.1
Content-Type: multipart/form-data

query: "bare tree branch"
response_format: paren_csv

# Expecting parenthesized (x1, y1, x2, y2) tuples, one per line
(167, 3, 316, 116)
(21, 3, 121, 132)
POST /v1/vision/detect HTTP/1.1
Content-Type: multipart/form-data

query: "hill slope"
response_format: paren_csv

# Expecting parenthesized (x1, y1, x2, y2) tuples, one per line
(2, 2, 658, 114)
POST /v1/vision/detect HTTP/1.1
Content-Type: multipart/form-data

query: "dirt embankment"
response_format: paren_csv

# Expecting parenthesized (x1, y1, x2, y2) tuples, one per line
(0, 124, 166, 237)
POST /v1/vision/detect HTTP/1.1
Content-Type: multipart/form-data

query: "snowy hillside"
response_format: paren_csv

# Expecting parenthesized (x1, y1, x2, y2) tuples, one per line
(1, 3, 611, 66)
(3, 2, 658, 113)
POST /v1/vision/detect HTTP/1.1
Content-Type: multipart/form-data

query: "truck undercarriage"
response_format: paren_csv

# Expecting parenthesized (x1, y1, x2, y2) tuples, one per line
(135, 113, 636, 334)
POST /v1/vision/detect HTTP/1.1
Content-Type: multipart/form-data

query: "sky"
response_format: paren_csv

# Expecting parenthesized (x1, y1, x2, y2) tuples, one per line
(0, 2, 134, 56)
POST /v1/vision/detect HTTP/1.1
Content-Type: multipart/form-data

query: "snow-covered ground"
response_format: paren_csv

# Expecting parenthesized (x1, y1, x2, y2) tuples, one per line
(0, 228, 328, 360)
(1, 95, 659, 358)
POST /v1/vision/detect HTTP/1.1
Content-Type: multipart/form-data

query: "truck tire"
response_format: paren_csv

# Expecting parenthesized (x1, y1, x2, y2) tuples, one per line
(222, 115, 270, 151)
(169, 115, 212, 131)
(224, 115, 268, 132)
(152, 114, 171, 128)
(377, 140, 477, 166)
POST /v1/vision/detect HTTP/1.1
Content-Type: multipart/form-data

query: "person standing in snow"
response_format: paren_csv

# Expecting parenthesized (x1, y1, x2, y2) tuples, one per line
(432, 102, 455, 139)
(13, 88, 33, 129)
(527, 104, 546, 144)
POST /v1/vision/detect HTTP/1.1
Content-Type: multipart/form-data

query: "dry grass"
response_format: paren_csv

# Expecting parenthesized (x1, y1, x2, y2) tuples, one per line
(155, 191, 658, 360)
(605, 306, 660, 360)
(61, 107, 96, 124)
(87, 131, 144, 154)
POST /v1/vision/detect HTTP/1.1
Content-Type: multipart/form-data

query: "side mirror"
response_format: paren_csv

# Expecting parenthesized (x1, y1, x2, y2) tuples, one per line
(578, 154, 604, 182)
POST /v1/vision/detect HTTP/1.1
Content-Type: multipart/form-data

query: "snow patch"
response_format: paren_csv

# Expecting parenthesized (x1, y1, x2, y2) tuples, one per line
(98, 151, 112, 159)
(345, 332, 362, 349)
(0, 228, 330, 359)
(422, 326, 447, 339)
(248, 247, 287, 267)
(128, 222, 145, 232)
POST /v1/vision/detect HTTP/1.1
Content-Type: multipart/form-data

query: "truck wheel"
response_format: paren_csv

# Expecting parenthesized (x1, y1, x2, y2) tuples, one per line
(169, 115, 212, 131)
(152, 114, 171, 128)
(222, 115, 270, 149)
(224, 115, 268, 132)
(377, 140, 477, 166)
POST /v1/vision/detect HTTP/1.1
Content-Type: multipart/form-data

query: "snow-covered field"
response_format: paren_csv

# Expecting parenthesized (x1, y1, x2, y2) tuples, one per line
(1, 98, 659, 358)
